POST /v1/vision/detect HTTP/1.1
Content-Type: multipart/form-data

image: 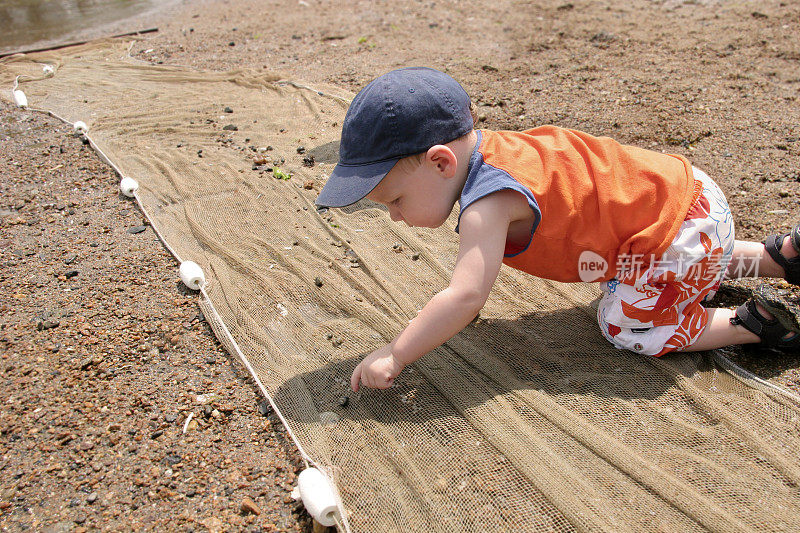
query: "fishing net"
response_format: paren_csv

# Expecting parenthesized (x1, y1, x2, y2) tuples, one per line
(4, 39, 800, 532)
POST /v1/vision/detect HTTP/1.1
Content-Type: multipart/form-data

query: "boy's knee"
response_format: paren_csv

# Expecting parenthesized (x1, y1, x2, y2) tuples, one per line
(597, 321, 674, 357)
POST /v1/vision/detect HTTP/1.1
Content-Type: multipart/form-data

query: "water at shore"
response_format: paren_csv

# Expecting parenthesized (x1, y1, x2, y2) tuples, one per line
(0, 0, 175, 55)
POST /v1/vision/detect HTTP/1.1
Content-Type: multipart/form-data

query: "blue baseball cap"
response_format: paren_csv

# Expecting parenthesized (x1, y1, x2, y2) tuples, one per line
(315, 67, 473, 207)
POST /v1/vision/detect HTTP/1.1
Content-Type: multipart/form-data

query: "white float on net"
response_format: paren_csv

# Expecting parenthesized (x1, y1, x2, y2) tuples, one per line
(179, 261, 205, 290)
(43, 65, 55, 77)
(291, 467, 339, 527)
(13, 90, 28, 109)
(119, 177, 139, 197)
(73, 121, 88, 135)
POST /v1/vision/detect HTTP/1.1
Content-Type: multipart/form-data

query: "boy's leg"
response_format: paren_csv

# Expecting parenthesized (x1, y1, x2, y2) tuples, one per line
(726, 236, 797, 280)
(684, 235, 800, 352)
(678, 308, 758, 352)
(680, 285, 800, 352)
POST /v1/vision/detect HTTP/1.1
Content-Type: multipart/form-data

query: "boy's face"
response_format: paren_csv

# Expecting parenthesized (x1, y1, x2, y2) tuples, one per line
(365, 155, 458, 228)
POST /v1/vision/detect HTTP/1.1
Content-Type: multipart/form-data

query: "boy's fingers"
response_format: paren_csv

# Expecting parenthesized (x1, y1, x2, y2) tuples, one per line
(351, 364, 362, 392)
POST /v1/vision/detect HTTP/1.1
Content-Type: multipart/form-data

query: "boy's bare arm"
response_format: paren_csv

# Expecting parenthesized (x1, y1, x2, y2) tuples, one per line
(351, 190, 521, 391)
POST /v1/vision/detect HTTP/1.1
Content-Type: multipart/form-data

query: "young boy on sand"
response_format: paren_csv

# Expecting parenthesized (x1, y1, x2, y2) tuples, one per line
(315, 67, 800, 392)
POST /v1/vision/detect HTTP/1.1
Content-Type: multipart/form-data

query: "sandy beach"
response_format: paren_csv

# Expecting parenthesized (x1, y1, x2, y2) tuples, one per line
(1, 0, 798, 530)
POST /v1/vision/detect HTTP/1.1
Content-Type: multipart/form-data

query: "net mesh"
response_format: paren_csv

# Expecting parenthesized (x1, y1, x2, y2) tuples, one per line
(4, 40, 800, 532)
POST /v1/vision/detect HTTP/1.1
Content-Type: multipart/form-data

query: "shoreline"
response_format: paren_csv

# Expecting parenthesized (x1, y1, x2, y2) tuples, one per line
(0, 0, 182, 57)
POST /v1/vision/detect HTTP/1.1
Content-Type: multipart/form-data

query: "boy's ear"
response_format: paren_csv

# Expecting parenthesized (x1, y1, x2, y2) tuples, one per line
(424, 145, 457, 178)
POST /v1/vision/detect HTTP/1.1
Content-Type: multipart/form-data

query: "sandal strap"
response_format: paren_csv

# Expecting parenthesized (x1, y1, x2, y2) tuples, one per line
(732, 300, 772, 337)
(763, 230, 800, 285)
(731, 299, 793, 346)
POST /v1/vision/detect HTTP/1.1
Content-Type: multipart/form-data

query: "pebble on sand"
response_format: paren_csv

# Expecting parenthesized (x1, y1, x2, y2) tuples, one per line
(240, 496, 261, 515)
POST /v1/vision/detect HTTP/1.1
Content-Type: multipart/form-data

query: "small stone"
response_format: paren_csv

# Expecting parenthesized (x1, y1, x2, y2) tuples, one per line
(779, 190, 789, 198)
(325, 333, 333, 340)
(223, 124, 238, 131)
(127, 225, 147, 234)
(319, 411, 340, 425)
(37, 319, 60, 331)
(65, 270, 79, 279)
(217, 403, 235, 414)
(296, 146, 306, 154)
(164, 454, 182, 465)
(411, 253, 420, 261)
(303, 180, 314, 190)
(590, 31, 616, 43)
(87, 492, 98, 504)
(332, 338, 343, 348)
(257, 401, 272, 416)
(240, 496, 261, 516)
(150, 430, 164, 440)
(64, 253, 78, 264)
(164, 413, 178, 423)
(74, 513, 87, 524)
(337, 395, 349, 407)
(224, 106, 234, 113)
(43, 521, 73, 533)
(314, 277, 323, 287)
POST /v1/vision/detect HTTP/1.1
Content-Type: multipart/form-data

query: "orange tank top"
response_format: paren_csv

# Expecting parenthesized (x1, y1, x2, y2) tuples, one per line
(471, 127, 700, 282)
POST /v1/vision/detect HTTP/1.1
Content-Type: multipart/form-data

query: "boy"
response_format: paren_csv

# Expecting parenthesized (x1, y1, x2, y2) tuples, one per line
(314, 67, 800, 392)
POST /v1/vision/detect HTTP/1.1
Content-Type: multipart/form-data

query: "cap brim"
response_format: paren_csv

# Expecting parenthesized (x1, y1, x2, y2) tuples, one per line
(315, 158, 400, 208)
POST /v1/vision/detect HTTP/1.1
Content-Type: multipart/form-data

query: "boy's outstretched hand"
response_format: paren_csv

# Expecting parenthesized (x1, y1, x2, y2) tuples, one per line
(350, 344, 405, 392)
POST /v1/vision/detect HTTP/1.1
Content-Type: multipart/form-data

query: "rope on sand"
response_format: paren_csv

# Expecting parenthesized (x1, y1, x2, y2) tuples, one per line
(713, 348, 800, 407)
